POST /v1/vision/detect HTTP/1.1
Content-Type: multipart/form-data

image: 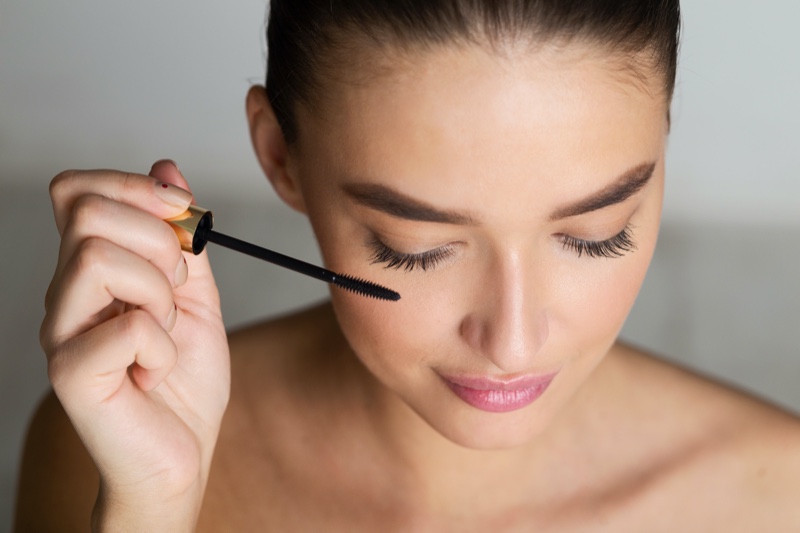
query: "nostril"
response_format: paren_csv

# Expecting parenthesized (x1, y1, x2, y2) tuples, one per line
(458, 314, 482, 351)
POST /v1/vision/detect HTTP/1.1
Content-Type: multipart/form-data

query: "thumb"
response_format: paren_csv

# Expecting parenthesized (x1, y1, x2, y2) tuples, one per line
(149, 159, 196, 202)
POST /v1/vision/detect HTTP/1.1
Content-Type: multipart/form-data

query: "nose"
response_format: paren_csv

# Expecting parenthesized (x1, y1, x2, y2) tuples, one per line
(459, 251, 549, 373)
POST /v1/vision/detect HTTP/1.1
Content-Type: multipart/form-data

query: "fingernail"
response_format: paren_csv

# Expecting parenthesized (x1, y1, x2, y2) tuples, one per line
(166, 303, 178, 332)
(174, 255, 188, 287)
(155, 181, 192, 208)
(151, 159, 179, 172)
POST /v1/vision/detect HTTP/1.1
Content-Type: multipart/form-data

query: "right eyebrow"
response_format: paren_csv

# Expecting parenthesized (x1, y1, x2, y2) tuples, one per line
(341, 182, 480, 225)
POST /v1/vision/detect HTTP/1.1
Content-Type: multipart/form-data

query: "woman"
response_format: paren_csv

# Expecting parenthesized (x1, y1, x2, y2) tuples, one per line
(15, 0, 800, 530)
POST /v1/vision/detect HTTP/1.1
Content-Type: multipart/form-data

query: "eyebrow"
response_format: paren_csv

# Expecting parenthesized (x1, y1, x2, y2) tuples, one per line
(548, 162, 657, 221)
(341, 161, 657, 225)
(341, 182, 479, 225)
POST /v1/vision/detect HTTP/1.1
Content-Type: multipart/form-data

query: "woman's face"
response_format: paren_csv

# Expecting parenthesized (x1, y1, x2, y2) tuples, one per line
(281, 43, 667, 449)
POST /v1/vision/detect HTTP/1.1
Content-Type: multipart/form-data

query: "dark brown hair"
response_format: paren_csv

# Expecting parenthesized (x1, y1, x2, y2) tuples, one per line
(265, 0, 681, 145)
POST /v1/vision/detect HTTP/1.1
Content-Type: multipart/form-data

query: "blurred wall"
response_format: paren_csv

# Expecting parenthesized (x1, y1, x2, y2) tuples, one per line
(1, 1, 798, 223)
(1, 0, 798, 528)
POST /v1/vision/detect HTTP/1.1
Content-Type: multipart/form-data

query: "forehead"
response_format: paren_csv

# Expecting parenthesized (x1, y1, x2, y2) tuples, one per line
(294, 43, 667, 211)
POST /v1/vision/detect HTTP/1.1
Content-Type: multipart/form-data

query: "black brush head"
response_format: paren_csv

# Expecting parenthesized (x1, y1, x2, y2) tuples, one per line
(331, 273, 401, 302)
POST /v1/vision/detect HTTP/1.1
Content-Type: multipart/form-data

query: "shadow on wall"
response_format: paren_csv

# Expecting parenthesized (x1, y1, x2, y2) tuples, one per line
(1, 185, 799, 528)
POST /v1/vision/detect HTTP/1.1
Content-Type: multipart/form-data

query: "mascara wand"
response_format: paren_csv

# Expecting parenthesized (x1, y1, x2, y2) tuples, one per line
(166, 206, 400, 302)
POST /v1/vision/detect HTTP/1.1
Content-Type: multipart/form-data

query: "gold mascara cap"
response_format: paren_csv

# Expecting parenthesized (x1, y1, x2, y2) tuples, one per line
(165, 205, 214, 254)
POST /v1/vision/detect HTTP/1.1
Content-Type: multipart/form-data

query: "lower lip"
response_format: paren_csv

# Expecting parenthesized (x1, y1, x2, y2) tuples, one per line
(443, 375, 556, 413)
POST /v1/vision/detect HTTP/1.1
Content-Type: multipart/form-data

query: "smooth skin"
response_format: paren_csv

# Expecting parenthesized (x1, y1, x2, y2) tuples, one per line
(16, 42, 800, 531)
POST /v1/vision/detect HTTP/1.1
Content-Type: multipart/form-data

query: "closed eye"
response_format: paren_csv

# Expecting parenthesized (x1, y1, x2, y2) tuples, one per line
(558, 224, 637, 258)
(367, 237, 456, 272)
(368, 223, 637, 273)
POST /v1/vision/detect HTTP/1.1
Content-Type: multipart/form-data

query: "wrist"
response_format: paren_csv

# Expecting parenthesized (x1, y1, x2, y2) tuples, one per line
(92, 480, 204, 533)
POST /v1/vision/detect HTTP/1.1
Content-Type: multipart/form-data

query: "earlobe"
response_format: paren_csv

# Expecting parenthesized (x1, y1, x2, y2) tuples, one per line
(246, 85, 306, 213)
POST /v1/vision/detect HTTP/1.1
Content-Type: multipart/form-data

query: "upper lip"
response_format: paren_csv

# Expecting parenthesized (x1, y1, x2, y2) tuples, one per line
(440, 371, 559, 391)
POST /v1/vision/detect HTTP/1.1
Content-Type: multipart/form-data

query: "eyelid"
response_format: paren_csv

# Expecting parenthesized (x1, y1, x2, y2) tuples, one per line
(367, 236, 457, 272)
(367, 221, 638, 271)
(558, 223, 637, 258)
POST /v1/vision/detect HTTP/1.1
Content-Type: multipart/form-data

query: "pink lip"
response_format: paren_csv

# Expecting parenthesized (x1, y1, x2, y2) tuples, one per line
(440, 372, 558, 413)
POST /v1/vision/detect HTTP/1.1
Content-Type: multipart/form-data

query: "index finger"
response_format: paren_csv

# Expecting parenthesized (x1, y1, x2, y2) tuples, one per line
(49, 168, 194, 236)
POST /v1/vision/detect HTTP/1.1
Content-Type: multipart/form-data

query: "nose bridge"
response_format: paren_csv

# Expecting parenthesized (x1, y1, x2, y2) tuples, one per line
(461, 247, 549, 372)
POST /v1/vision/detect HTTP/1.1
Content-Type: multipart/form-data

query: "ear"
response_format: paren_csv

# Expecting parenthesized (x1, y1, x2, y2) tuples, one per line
(246, 85, 306, 213)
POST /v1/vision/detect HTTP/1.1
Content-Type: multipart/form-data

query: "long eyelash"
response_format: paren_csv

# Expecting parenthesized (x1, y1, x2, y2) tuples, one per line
(561, 224, 637, 258)
(367, 238, 455, 272)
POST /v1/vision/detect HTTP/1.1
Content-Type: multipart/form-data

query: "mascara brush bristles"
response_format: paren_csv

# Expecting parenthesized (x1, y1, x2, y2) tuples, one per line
(332, 274, 401, 301)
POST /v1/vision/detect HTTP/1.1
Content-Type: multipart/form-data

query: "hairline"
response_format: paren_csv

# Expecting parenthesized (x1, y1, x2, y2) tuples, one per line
(290, 32, 672, 145)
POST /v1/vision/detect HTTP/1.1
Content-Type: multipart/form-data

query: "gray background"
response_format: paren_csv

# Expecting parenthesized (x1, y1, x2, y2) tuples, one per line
(1, 0, 799, 528)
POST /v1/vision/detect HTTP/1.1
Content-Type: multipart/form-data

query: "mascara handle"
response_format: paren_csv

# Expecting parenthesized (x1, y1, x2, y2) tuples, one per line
(165, 205, 214, 254)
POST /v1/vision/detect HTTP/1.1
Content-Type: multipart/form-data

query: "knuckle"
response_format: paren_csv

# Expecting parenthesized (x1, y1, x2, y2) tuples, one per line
(72, 237, 111, 278)
(68, 194, 107, 236)
(45, 337, 74, 392)
(49, 169, 76, 200)
(119, 171, 144, 199)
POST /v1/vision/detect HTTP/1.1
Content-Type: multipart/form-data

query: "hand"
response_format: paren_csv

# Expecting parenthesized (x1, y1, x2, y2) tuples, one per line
(40, 160, 230, 529)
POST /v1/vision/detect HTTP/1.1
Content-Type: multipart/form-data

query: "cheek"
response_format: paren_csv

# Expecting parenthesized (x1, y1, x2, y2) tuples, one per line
(329, 278, 454, 391)
(556, 214, 660, 362)
(307, 201, 460, 386)
(570, 258, 648, 339)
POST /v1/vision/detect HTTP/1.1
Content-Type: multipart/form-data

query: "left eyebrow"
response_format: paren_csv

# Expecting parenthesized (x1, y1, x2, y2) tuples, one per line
(548, 162, 657, 221)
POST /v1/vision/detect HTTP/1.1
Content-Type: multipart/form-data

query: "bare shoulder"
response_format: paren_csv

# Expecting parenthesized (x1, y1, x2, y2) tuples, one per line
(225, 300, 345, 396)
(609, 342, 800, 527)
(200, 301, 347, 529)
(14, 389, 98, 532)
(218, 301, 340, 447)
(227, 300, 341, 361)
(219, 300, 349, 440)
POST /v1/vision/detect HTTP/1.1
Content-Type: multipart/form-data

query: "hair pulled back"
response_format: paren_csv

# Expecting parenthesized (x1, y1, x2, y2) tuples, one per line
(266, 0, 681, 145)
